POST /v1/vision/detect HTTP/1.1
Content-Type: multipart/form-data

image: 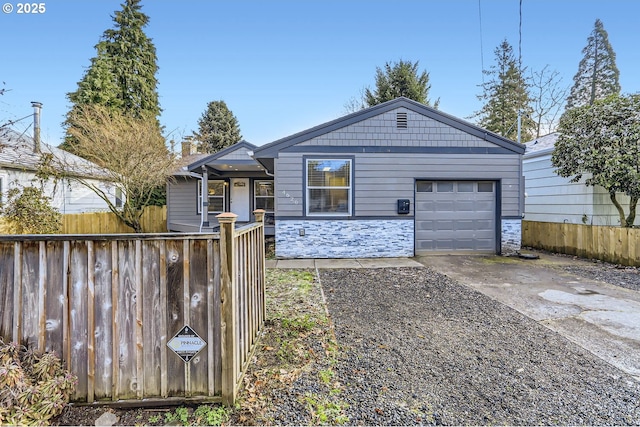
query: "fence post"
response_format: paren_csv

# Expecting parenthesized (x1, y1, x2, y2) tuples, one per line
(253, 210, 266, 323)
(217, 213, 237, 406)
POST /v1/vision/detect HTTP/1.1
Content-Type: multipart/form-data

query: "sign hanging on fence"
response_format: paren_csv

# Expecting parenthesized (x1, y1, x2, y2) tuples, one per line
(167, 325, 207, 363)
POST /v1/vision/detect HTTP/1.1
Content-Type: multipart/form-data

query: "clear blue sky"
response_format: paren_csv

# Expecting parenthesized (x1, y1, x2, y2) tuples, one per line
(1, 0, 639, 149)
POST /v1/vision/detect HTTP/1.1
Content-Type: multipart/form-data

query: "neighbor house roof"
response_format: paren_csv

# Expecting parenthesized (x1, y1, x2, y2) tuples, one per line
(0, 128, 108, 178)
(252, 97, 526, 172)
(523, 132, 559, 159)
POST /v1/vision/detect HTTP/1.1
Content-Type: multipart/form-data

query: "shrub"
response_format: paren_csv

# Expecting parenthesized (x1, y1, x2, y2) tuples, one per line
(0, 186, 62, 234)
(0, 339, 77, 425)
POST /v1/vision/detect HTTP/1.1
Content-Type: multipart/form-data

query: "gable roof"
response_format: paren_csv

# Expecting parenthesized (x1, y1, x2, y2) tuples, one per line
(173, 140, 267, 177)
(253, 97, 525, 170)
(0, 128, 108, 178)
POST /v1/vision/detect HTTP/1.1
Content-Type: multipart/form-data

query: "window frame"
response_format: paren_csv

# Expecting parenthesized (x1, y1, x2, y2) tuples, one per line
(254, 179, 275, 213)
(304, 157, 353, 217)
(197, 179, 227, 214)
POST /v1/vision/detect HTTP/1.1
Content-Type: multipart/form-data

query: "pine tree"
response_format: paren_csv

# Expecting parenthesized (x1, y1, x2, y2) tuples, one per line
(364, 60, 439, 108)
(565, 19, 620, 110)
(195, 101, 242, 153)
(101, 0, 160, 118)
(475, 40, 535, 142)
(63, 0, 160, 152)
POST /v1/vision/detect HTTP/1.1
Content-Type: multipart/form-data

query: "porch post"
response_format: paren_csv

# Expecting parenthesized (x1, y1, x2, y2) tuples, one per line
(201, 166, 209, 227)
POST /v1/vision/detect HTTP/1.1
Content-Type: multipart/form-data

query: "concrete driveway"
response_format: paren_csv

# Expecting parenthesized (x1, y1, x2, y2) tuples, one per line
(417, 253, 640, 381)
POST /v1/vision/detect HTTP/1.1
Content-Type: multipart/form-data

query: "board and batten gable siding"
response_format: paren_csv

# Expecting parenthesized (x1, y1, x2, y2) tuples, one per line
(524, 150, 637, 226)
(274, 107, 523, 219)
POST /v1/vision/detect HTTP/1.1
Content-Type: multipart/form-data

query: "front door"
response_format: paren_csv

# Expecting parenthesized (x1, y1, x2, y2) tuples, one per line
(230, 178, 250, 221)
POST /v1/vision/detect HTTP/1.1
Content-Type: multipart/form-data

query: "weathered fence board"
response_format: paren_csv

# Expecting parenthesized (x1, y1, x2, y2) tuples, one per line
(0, 210, 266, 405)
(522, 221, 640, 266)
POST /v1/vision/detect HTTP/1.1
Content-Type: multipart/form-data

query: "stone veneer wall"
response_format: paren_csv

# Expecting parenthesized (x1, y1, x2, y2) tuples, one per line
(501, 218, 522, 254)
(276, 219, 414, 259)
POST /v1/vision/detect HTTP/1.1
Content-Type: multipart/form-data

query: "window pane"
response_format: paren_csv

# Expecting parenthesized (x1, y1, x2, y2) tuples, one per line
(208, 198, 224, 212)
(255, 198, 274, 211)
(255, 181, 274, 197)
(208, 182, 224, 196)
(308, 188, 349, 213)
(307, 160, 350, 187)
(437, 182, 454, 192)
(206, 181, 225, 213)
(458, 182, 474, 192)
(478, 182, 494, 192)
(416, 182, 432, 192)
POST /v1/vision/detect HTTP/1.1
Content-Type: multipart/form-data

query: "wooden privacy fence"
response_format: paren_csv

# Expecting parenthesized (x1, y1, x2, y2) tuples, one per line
(0, 210, 266, 405)
(62, 205, 168, 234)
(0, 205, 168, 235)
(522, 220, 640, 267)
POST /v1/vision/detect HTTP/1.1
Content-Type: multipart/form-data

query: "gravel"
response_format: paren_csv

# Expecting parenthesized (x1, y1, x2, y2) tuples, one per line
(555, 261, 640, 292)
(52, 260, 640, 426)
(318, 267, 640, 426)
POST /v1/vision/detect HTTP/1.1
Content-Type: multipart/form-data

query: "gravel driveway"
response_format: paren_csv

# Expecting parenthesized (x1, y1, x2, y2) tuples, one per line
(321, 267, 640, 425)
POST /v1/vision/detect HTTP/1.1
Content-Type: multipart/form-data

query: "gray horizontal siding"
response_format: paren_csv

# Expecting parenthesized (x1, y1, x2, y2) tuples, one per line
(523, 154, 636, 226)
(167, 177, 201, 229)
(275, 152, 522, 218)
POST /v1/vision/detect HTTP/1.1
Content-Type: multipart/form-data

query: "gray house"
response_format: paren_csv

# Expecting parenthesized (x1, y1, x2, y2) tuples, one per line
(251, 97, 525, 258)
(167, 140, 275, 234)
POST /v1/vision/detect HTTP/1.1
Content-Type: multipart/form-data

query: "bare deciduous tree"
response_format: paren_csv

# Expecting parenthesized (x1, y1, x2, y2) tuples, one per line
(60, 104, 180, 232)
(529, 65, 568, 137)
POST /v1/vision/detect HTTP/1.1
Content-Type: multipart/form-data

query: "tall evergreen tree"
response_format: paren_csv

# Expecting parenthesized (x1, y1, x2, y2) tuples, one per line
(565, 19, 620, 110)
(63, 0, 160, 152)
(475, 40, 535, 142)
(195, 101, 242, 153)
(364, 60, 439, 108)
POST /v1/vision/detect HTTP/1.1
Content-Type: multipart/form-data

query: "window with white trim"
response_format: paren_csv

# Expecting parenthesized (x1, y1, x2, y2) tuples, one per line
(198, 180, 226, 213)
(306, 159, 352, 215)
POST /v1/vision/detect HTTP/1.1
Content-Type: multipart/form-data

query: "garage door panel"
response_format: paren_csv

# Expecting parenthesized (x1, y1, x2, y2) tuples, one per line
(416, 180, 496, 253)
(417, 201, 436, 211)
(435, 201, 455, 211)
(435, 220, 454, 230)
(455, 220, 475, 231)
(456, 201, 477, 211)
(417, 220, 434, 231)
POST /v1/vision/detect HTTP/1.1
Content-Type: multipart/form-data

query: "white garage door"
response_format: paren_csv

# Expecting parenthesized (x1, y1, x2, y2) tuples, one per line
(415, 180, 496, 253)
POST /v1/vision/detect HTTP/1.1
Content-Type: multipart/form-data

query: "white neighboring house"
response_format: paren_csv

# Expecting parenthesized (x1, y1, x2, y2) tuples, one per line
(523, 132, 638, 227)
(0, 128, 121, 214)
